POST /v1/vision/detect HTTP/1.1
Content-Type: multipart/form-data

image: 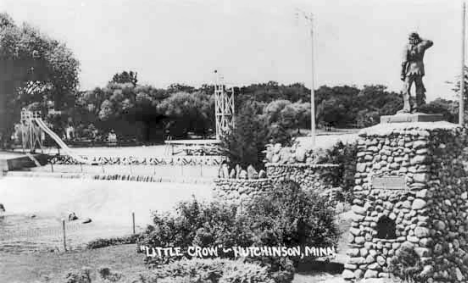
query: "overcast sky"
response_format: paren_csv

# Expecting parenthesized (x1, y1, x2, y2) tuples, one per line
(0, 0, 464, 101)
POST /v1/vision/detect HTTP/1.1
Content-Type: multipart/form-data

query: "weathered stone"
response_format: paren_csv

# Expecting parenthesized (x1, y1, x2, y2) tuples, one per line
(357, 163, 367, 173)
(365, 254, 375, 264)
(413, 173, 429, 183)
(414, 247, 431, 257)
(412, 199, 426, 210)
(456, 267, 463, 281)
(350, 227, 361, 236)
(414, 227, 430, 238)
(354, 269, 364, 279)
(415, 189, 428, 198)
(462, 192, 468, 200)
(376, 256, 386, 266)
(354, 237, 365, 245)
(435, 220, 446, 231)
(347, 248, 360, 257)
(344, 263, 358, 270)
(247, 165, 259, 179)
(410, 155, 428, 165)
(364, 270, 378, 279)
(239, 170, 248, 179)
(258, 170, 266, 178)
(408, 236, 419, 243)
(349, 257, 365, 265)
(352, 205, 367, 215)
(342, 269, 355, 280)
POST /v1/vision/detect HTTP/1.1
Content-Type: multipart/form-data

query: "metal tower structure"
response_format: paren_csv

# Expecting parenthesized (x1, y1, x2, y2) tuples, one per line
(214, 71, 235, 140)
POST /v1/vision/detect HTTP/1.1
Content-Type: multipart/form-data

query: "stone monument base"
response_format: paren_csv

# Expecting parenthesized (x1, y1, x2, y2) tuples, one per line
(380, 112, 444, 124)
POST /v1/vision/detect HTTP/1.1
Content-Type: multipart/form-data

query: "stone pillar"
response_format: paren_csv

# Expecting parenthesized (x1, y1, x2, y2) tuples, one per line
(342, 122, 468, 282)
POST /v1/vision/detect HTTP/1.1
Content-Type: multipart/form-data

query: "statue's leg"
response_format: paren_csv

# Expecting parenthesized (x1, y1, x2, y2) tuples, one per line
(413, 76, 425, 113)
(399, 76, 413, 113)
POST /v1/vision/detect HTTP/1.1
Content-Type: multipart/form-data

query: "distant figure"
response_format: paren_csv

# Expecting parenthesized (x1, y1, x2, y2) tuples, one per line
(65, 126, 75, 140)
(0, 203, 5, 213)
(68, 212, 78, 221)
(400, 32, 433, 113)
(108, 130, 117, 146)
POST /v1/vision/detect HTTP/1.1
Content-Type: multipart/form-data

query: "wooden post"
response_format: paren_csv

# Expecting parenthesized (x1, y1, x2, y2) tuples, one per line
(62, 220, 67, 251)
(132, 212, 136, 234)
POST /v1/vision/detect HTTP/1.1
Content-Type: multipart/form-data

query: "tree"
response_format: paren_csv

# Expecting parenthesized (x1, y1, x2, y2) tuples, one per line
(73, 80, 168, 142)
(157, 91, 214, 138)
(111, 70, 138, 86)
(0, 13, 79, 147)
(221, 103, 269, 169)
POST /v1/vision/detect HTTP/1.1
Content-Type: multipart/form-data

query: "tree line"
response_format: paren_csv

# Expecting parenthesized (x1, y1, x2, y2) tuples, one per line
(0, 12, 465, 150)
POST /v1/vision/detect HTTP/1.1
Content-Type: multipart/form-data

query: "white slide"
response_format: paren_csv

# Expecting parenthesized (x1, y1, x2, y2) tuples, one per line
(34, 118, 98, 165)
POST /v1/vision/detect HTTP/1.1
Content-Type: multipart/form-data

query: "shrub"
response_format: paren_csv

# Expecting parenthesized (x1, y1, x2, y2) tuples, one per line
(155, 258, 274, 283)
(64, 267, 92, 283)
(244, 180, 339, 249)
(139, 180, 339, 283)
(86, 234, 142, 249)
(388, 244, 425, 283)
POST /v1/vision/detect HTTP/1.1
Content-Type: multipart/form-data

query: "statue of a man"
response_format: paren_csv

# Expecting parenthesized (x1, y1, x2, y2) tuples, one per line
(400, 32, 433, 113)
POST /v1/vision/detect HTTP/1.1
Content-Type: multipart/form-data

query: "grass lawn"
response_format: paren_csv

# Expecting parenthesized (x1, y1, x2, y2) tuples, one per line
(0, 244, 346, 283)
(0, 244, 147, 283)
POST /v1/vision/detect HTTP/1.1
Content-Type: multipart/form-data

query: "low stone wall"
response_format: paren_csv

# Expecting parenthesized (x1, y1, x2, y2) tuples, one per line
(265, 163, 341, 192)
(213, 178, 272, 204)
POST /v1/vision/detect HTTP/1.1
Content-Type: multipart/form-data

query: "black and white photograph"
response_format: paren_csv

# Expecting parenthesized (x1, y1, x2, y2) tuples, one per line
(0, 0, 467, 282)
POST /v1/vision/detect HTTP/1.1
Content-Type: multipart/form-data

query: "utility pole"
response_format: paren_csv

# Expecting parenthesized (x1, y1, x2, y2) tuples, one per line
(296, 10, 316, 147)
(460, 2, 466, 126)
(309, 13, 316, 147)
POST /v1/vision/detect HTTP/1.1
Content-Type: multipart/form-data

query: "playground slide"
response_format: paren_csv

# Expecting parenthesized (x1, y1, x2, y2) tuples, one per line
(33, 118, 97, 165)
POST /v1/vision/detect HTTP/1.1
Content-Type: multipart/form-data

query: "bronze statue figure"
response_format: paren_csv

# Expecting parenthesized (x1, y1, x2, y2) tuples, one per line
(400, 32, 433, 113)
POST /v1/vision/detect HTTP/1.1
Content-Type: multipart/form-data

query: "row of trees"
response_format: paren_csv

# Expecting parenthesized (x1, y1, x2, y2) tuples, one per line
(0, 12, 466, 150)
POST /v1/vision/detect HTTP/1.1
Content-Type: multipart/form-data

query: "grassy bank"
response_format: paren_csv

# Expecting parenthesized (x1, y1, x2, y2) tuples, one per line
(0, 244, 345, 283)
(0, 244, 146, 282)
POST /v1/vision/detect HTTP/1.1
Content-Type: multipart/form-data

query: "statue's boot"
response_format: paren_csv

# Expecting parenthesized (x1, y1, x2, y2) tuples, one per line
(412, 89, 425, 114)
(398, 92, 412, 114)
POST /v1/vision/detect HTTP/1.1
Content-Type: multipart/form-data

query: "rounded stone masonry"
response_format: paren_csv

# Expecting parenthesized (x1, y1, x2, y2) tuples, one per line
(213, 178, 273, 204)
(265, 163, 341, 193)
(343, 122, 468, 282)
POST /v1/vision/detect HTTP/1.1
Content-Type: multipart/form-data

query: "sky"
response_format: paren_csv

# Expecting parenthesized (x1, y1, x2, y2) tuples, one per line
(0, 0, 465, 101)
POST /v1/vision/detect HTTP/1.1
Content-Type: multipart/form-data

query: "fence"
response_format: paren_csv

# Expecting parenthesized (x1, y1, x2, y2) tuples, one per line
(0, 212, 139, 253)
(34, 163, 219, 179)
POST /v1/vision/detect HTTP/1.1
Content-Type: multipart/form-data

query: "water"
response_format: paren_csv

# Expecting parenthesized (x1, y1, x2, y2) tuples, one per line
(0, 176, 213, 253)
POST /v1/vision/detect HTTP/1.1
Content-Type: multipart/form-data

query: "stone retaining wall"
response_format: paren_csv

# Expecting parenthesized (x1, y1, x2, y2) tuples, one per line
(214, 163, 342, 204)
(342, 122, 468, 282)
(213, 178, 273, 204)
(265, 163, 341, 192)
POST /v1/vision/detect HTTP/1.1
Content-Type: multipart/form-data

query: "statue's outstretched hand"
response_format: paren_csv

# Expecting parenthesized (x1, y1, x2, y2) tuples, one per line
(400, 75, 406, 81)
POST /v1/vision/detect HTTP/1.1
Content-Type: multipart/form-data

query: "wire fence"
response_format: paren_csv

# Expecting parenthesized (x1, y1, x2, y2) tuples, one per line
(0, 213, 138, 253)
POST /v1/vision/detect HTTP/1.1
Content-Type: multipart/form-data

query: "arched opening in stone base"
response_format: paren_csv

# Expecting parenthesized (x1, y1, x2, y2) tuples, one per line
(376, 215, 397, 239)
